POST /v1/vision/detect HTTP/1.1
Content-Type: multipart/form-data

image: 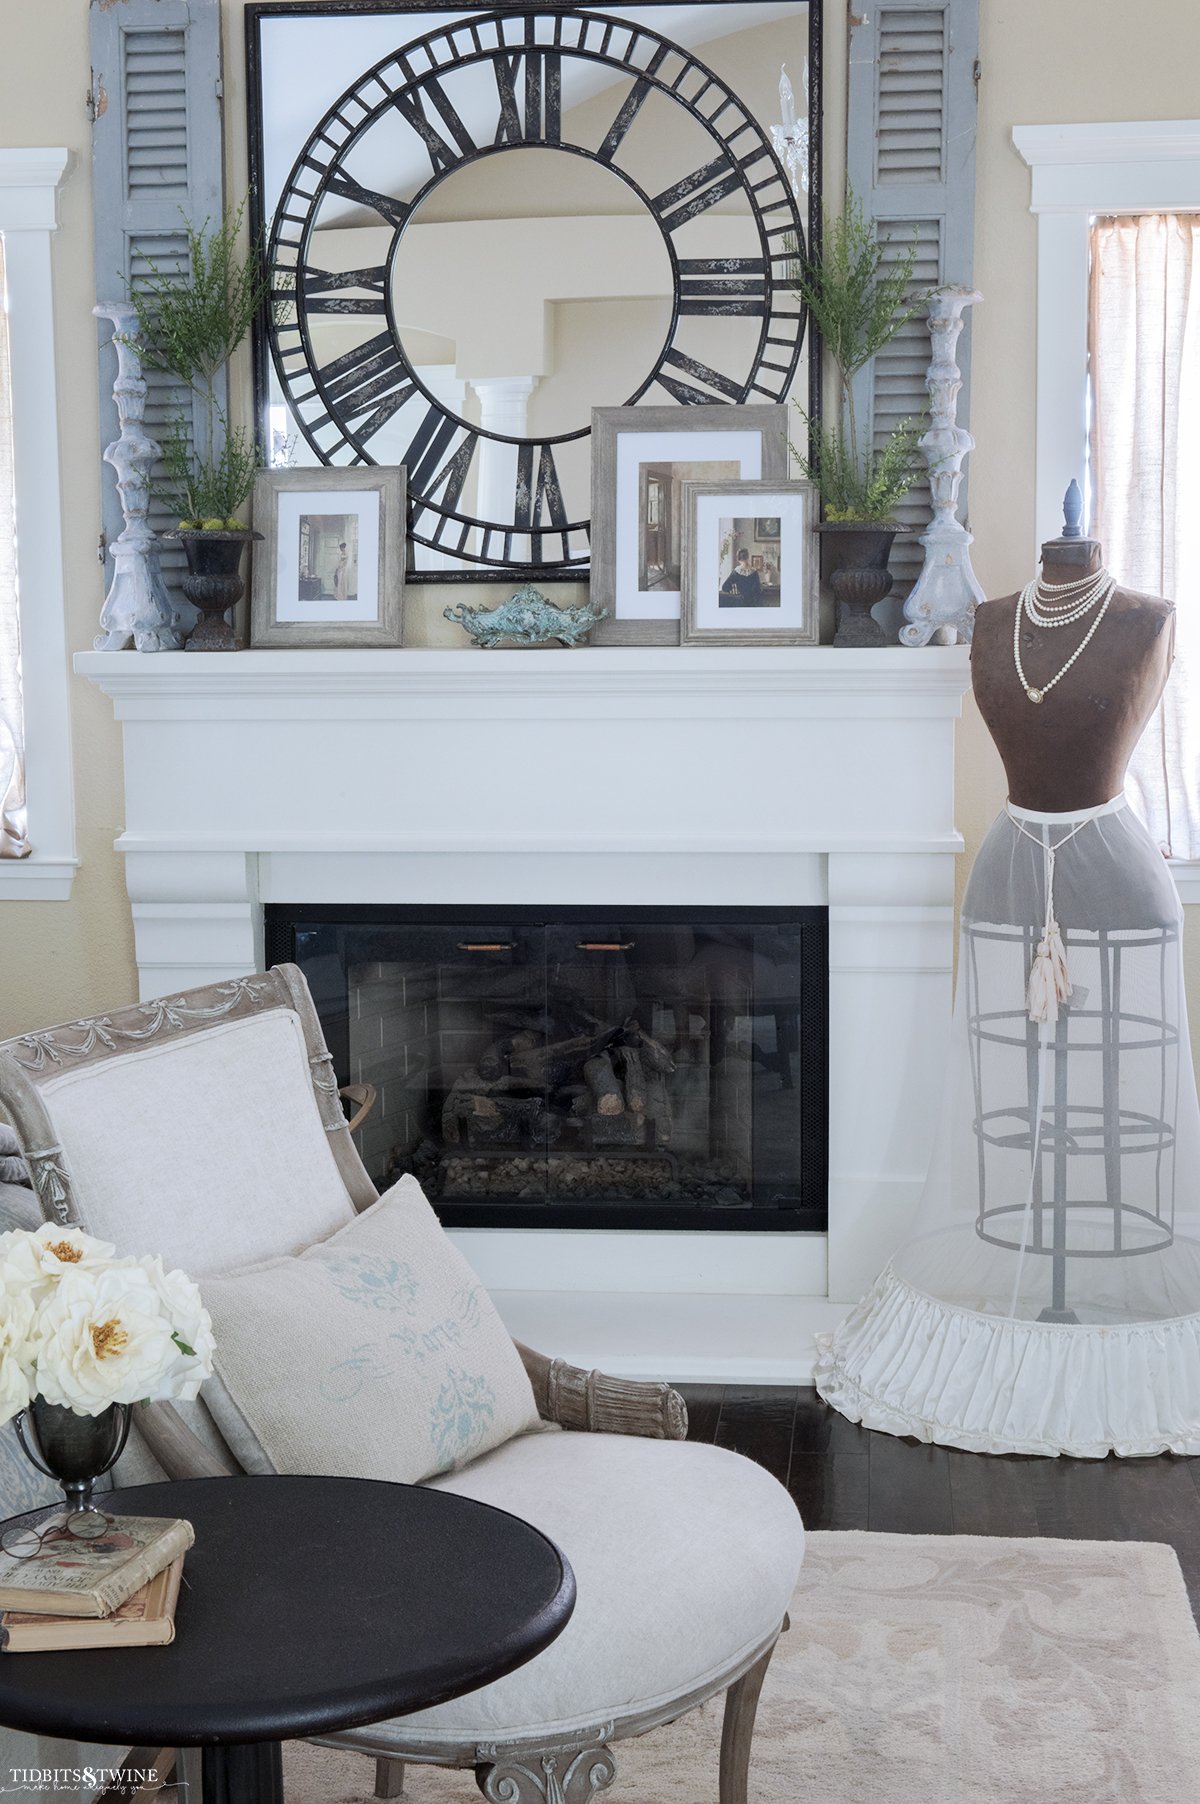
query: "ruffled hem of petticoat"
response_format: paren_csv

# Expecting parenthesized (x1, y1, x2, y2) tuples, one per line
(813, 1262, 1200, 1458)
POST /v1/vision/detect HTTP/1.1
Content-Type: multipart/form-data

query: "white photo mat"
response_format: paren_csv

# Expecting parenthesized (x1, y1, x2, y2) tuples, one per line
(615, 430, 764, 622)
(274, 489, 380, 623)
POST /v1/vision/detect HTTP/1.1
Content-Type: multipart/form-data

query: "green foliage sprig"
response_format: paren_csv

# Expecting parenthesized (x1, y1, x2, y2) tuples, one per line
(795, 417, 925, 523)
(126, 202, 268, 525)
(788, 191, 934, 522)
(158, 421, 261, 526)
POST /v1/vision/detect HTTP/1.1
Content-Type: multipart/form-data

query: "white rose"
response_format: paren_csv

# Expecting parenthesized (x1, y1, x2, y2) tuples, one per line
(33, 1264, 181, 1415)
(0, 1224, 119, 1304)
(0, 1278, 35, 1366)
(136, 1255, 215, 1400)
(0, 1346, 31, 1430)
(0, 1285, 35, 1428)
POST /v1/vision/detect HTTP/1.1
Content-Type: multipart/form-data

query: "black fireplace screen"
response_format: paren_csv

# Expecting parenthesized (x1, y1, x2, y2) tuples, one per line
(265, 906, 827, 1232)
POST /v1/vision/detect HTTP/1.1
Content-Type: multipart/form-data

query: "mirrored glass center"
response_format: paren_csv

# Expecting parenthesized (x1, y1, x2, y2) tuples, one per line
(389, 148, 675, 438)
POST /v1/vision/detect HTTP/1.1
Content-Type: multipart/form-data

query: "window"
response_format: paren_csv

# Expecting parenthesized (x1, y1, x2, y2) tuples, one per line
(0, 149, 75, 900)
(1089, 212, 1200, 859)
(1013, 121, 1200, 892)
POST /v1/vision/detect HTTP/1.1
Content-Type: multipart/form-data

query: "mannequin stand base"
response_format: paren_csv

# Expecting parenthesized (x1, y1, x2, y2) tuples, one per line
(1037, 1306, 1081, 1325)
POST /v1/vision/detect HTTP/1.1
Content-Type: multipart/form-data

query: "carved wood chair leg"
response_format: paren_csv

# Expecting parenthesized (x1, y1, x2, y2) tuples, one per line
(719, 1633, 782, 1804)
(176, 1747, 205, 1798)
(475, 1739, 617, 1802)
(91, 1746, 171, 1802)
(374, 1756, 406, 1796)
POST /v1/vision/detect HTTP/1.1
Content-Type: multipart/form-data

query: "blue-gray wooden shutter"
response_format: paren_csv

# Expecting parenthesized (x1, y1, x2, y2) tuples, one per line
(90, 0, 225, 601)
(846, 0, 979, 592)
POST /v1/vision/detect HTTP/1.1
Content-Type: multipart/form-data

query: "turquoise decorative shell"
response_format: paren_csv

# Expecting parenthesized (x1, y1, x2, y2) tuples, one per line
(444, 584, 608, 648)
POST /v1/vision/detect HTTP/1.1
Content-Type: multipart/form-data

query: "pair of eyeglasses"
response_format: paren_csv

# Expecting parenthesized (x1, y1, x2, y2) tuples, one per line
(0, 1508, 116, 1560)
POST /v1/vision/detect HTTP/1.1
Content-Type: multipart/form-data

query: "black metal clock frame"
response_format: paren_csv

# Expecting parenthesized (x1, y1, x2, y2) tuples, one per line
(246, 0, 823, 581)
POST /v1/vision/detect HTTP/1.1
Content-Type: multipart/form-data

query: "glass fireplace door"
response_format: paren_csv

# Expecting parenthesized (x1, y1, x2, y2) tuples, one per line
(270, 906, 827, 1232)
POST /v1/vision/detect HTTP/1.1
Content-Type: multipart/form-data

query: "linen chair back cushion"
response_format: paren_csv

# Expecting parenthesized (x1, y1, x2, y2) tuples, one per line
(38, 1011, 356, 1276)
(198, 1175, 542, 1484)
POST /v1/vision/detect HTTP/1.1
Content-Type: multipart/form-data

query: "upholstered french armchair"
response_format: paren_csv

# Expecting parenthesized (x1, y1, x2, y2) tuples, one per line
(0, 967, 803, 1804)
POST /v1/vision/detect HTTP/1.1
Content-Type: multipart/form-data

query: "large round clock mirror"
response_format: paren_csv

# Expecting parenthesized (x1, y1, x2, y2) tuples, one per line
(247, 2, 820, 579)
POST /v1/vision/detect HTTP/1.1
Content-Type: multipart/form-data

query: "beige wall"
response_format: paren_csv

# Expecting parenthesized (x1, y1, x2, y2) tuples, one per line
(0, 1, 1197, 1048)
(0, 4, 134, 1035)
(966, 0, 1200, 1046)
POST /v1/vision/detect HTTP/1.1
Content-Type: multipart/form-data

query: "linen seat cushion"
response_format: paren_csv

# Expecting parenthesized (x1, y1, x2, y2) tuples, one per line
(358, 1433, 805, 1747)
(199, 1175, 543, 1484)
(37, 1011, 355, 1274)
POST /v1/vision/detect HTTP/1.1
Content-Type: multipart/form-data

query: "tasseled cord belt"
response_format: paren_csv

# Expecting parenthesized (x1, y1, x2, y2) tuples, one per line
(1004, 806, 1094, 1025)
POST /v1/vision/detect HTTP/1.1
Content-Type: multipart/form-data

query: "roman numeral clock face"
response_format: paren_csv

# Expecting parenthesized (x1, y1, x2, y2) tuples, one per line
(263, 6, 809, 575)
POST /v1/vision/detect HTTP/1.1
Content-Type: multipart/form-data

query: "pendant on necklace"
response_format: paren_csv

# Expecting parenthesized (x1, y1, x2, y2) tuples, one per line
(1027, 687, 1044, 703)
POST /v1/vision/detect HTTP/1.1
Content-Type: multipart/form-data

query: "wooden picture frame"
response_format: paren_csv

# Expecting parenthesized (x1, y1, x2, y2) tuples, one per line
(680, 478, 818, 646)
(589, 405, 790, 645)
(250, 467, 405, 648)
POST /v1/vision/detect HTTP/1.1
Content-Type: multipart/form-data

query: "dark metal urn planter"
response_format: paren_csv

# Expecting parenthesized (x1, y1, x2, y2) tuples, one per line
(13, 1396, 133, 1513)
(816, 521, 912, 648)
(169, 529, 263, 652)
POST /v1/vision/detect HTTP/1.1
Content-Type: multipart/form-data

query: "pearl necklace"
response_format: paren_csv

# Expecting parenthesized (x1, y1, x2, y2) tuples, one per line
(1013, 567, 1116, 703)
(1023, 566, 1114, 628)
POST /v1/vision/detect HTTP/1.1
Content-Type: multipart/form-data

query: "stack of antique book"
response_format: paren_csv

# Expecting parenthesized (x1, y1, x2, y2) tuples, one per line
(0, 1513, 193, 1652)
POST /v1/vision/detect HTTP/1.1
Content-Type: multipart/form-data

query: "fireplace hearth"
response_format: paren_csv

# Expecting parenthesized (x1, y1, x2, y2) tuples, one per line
(266, 905, 828, 1232)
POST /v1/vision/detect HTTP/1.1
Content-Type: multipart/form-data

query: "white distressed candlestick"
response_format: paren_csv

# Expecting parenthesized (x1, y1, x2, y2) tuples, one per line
(770, 61, 809, 198)
(900, 285, 985, 647)
(93, 303, 190, 653)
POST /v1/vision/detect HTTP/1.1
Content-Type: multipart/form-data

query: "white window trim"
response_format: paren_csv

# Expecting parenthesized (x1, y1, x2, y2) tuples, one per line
(0, 148, 76, 900)
(1013, 120, 1200, 901)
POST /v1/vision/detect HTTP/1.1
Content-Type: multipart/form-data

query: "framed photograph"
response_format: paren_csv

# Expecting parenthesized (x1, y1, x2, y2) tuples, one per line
(590, 406, 789, 644)
(250, 467, 405, 648)
(680, 480, 818, 646)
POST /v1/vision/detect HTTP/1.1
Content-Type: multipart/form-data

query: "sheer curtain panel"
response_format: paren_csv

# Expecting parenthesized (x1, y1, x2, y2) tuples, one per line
(0, 238, 28, 859)
(1089, 213, 1200, 860)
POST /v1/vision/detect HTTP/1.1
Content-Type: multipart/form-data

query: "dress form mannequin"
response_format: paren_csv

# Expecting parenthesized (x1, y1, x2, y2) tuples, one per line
(814, 505, 1200, 1455)
(971, 533, 1175, 810)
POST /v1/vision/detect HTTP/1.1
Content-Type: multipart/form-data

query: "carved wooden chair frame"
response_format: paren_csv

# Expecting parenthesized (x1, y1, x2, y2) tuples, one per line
(0, 967, 786, 1804)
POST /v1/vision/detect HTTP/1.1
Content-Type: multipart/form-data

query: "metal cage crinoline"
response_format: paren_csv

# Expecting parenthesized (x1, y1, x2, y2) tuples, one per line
(964, 917, 1181, 1322)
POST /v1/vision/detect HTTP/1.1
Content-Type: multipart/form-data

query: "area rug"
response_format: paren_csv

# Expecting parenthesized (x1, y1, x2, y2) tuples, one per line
(278, 1532, 1200, 1804)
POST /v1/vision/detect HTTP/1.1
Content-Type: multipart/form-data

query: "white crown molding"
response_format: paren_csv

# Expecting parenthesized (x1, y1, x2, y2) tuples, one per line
(1013, 121, 1200, 213)
(110, 829, 965, 857)
(0, 148, 72, 231)
(74, 646, 972, 718)
(1013, 120, 1200, 167)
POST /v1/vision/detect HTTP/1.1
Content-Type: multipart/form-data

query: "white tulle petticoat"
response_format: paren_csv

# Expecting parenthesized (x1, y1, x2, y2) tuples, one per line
(816, 795, 1200, 1458)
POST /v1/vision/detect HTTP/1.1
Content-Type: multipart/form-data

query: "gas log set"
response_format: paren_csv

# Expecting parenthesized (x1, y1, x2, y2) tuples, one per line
(442, 1005, 677, 1150)
(394, 997, 752, 1206)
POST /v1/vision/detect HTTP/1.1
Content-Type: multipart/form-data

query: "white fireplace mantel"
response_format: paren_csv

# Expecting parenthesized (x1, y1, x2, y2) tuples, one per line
(77, 644, 972, 1380)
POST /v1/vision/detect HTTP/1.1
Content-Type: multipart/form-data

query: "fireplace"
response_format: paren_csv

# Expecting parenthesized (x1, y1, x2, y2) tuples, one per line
(78, 644, 972, 1371)
(265, 905, 828, 1232)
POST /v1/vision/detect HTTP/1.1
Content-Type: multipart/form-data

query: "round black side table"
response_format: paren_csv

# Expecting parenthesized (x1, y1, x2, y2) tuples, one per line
(0, 1475, 575, 1804)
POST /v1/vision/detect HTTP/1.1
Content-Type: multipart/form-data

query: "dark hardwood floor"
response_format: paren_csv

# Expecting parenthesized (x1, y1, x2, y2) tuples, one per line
(678, 1384, 1200, 1622)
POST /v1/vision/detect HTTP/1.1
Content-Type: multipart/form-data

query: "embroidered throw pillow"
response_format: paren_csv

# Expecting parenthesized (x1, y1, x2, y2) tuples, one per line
(198, 1174, 542, 1484)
